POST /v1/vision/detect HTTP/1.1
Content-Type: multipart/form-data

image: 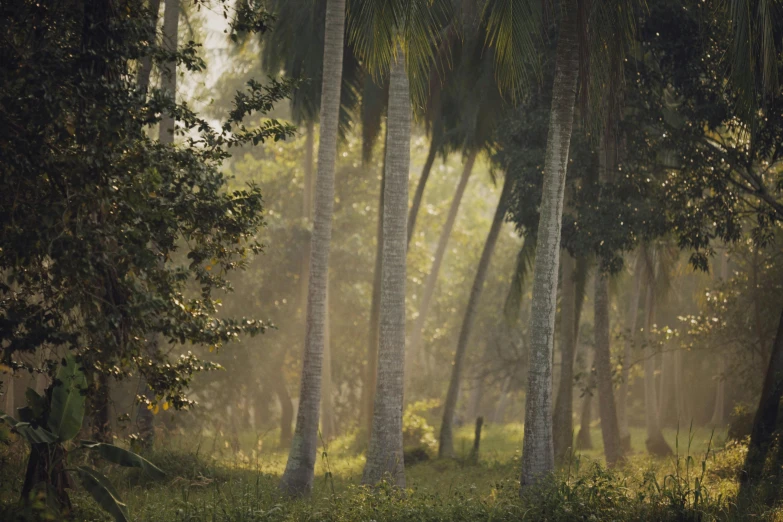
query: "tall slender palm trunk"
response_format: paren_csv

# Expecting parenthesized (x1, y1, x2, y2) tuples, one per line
(321, 287, 336, 441)
(407, 139, 439, 246)
(280, 0, 345, 496)
(363, 163, 385, 435)
(618, 255, 643, 449)
(408, 150, 478, 373)
(642, 285, 672, 456)
(552, 252, 577, 460)
(520, 0, 579, 487)
(520, 0, 580, 488)
(438, 174, 511, 458)
(362, 46, 410, 488)
(158, 0, 178, 145)
(594, 274, 623, 465)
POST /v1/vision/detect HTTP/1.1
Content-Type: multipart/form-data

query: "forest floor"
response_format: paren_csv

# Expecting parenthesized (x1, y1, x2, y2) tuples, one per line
(2, 422, 782, 521)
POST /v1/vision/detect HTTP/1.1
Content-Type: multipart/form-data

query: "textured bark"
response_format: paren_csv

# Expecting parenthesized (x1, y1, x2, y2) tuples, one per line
(158, 0, 178, 145)
(594, 274, 624, 465)
(362, 46, 410, 488)
(438, 175, 511, 458)
(643, 285, 672, 456)
(280, 0, 344, 496)
(618, 256, 643, 450)
(553, 252, 577, 460)
(321, 287, 336, 441)
(408, 150, 478, 372)
(304, 121, 315, 221)
(363, 162, 385, 435)
(575, 346, 594, 450)
(137, 0, 162, 94)
(407, 139, 439, 247)
(520, 0, 580, 488)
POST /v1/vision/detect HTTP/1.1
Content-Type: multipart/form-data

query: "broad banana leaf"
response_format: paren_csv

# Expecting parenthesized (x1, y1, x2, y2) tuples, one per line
(74, 466, 130, 522)
(0, 413, 58, 444)
(80, 441, 165, 479)
(47, 355, 87, 441)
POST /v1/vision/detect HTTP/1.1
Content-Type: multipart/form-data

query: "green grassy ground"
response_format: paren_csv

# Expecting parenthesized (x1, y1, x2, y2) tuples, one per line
(3, 422, 781, 521)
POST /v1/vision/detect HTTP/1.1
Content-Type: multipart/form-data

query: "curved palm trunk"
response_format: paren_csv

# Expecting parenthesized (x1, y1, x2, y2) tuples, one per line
(408, 150, 478, 372)
(438, 174, 511, 458)
(552, 252, 577, 460)
(643, 285, 672, 456)
(280, 0, 344, 496)
(520, 0, 580, 488)
(407, 139, 439, 246)
(618, 255, 643, 450)
(362, 46, 410, 488)
(594, 274, 623, 465)
(158, 0, 178, 145)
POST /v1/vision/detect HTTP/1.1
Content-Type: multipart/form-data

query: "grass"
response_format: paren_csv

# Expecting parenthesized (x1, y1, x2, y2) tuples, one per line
(2, 421, 782, 521)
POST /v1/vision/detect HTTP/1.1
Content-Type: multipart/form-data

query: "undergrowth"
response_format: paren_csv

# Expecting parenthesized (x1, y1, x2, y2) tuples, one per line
(2, 424, 783, 521)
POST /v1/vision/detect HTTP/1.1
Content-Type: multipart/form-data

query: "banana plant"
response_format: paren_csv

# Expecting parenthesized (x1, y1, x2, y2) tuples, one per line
(1, 355, 164, 521)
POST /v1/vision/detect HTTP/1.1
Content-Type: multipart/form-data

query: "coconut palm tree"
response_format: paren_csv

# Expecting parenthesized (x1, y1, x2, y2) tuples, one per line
(279, 0, 346, 497)
(348, 0, 449, 487)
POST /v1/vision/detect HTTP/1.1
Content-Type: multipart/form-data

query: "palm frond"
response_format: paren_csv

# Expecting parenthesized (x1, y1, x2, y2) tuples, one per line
(482, 0, 543, 101)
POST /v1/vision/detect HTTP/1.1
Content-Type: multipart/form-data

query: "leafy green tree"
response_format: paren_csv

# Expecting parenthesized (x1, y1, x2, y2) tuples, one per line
(0, 0, 292, 479)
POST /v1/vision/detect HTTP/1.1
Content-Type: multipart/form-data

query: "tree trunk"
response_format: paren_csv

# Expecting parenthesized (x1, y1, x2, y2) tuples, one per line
(275, 368, 294, 449)
(362, 45, 410, 488)
(618, 255, 643, 450)
(137, 0, 162, 94)
(300, 121, 316, 310)
(494, 376, 512, 424)
(408, 150, 478, 373)
(438, 174, 511, 458)
(742, 306, 783, 484)
(674, 349, 690, 427)
(279, 0, 344, 497)
(520, 0, 579, 489)
(158, 0, 178, 145)
(658, 349, 673, 427)
(321, 287, 336, 441)
(643, 285, 672, 456)
(362, 145, 386, 436)
(575, 345, 594, 450)
(553, 252, 577, 461)
(594, 274, 624, 465)
(407, 139, 439, 247)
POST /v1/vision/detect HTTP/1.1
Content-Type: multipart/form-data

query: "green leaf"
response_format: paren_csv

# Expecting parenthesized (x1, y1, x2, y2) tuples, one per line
(47, 356, 87, 442)
(80, 441, 165, 479)
(0, 413, 58, 444)
(74, 466, 130, 522)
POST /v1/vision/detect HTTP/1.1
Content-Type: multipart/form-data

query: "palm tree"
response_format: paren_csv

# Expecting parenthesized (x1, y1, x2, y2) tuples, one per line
(349, 0, 448, 486)
(362, 47, 410, 486)
(279, 0, 345, 497)
(438, 173, 512, 458)
(517, 0, 580, 486)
